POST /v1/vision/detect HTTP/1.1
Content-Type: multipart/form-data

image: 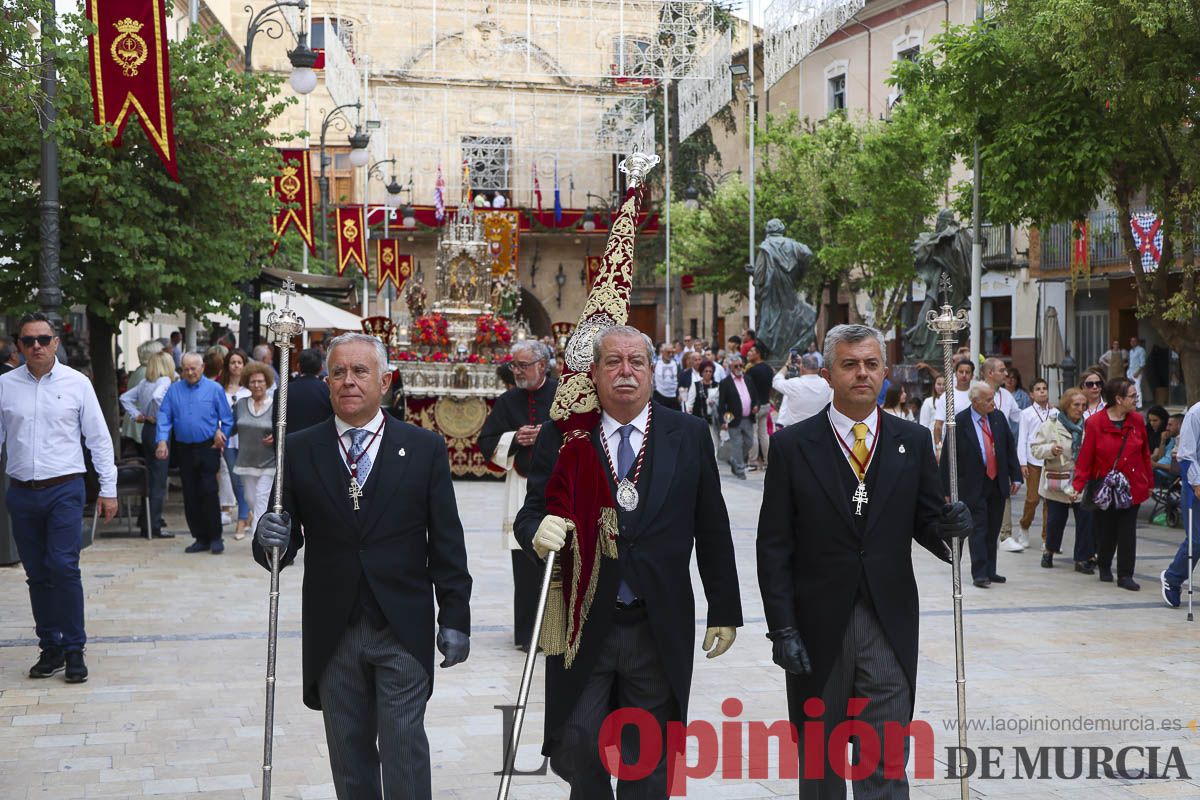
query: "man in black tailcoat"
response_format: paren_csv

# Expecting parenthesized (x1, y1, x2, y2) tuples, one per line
(253, 332, 472, 800)
(515, 324, 743, 798)
(478, 340, 558, 649)
(756, 323, 971, 799)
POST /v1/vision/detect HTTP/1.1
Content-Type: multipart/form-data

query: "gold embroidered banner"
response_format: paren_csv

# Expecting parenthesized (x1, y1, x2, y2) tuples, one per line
(271, 149, 315, 254)
(479, 209, 520, 278)
(86, 0, 178, 178)
(334, 205, 367, 277)
(375, 238, 412, 293)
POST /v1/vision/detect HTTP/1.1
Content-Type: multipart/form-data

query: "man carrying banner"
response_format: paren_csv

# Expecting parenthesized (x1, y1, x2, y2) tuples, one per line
(511, 154, 741, 798)
(478, 340, 558, 650)
(756, 323, 971, 798)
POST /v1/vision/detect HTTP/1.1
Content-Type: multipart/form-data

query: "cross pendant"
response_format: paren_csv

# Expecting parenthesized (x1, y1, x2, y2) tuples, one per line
(852, 481, 869, 516)
(348, 477, 363, 511)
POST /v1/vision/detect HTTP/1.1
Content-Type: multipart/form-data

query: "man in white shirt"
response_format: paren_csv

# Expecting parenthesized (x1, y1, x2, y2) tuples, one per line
(0, 312, 117, 684)
(773, 352, 832, 426)
(652, 342, 680, 410)
(980, 357, 1024, 551)
(1161, 401, 1200, 608)
(1016, 378, 1056, 551)
(804, 340, 824, 369)
(933, 358, 975, 448)
(1127, 336, 1146, 408)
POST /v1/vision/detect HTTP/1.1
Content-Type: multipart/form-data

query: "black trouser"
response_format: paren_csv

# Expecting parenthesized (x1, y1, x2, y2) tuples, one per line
(1045, 500, 1095, 563)
(512, 550, 541, 647)
(1091, 504, 1139, 579)
(967, 481, 1006, 582)
(175, 442, 223, 544)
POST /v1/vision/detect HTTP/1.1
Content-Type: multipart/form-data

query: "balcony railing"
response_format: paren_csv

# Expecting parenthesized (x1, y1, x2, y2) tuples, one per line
(979, 222, 1012, 267)
(1040, 206, 1199, 271)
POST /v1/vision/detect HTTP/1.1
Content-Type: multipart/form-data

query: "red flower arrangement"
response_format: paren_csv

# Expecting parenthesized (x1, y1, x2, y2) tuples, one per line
(414, 313, 450, 347)
(474, 313, 512, 346)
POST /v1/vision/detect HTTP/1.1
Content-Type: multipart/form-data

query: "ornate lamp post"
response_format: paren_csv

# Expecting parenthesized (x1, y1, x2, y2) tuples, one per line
(237, 0, 318, 351)
(317, 102, 367, 263)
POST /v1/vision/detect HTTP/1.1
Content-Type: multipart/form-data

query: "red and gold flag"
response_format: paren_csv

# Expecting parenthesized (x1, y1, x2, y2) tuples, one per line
(271, 149, 315, 254)
(375, 238, 412, 293)
(334, 205, 368, 277)
(584, 255, 603, 289)
(86, 0, 178, 178)
(480, 209, 520, 278)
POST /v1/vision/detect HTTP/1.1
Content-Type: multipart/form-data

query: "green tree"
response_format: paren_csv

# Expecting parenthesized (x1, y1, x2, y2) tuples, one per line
(894, 0, 1200, 400)
(0, 4, 295, 429)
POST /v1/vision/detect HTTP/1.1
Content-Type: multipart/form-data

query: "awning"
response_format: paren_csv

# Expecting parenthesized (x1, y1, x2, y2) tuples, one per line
(259, 290, 361, 331)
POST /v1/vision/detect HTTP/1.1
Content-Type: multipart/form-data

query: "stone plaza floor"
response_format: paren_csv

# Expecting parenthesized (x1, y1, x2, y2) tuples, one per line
(2, 469, 1199, 799)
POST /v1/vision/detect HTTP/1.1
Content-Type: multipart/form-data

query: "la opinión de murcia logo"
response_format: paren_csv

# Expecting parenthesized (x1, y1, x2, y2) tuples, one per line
(495, 699, 1193, 795)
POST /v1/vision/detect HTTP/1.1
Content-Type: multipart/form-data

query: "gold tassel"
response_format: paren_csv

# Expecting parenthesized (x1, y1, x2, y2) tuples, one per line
(538, 558, 567, 656)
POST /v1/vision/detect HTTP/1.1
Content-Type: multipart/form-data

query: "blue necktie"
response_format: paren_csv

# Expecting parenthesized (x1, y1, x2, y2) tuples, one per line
(617, 424, 634, 479)
(615, 424, 637, 604)
(348, 428, 373, 485)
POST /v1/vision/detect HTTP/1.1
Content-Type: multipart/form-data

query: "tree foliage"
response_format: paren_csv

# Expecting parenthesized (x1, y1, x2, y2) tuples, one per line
(893, 0, 1200, 400)
(670, 105, 949, 333)
(0, 2, 295, 423)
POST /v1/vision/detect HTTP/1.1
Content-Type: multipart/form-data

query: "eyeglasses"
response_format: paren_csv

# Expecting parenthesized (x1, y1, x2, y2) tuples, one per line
(1083, 380, 1103, 388)
(510, 360, 543, 371)
(19, 335, 53, 347)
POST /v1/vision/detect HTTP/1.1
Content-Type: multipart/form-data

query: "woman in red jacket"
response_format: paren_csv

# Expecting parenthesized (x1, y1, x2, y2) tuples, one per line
(1072, 377, 1154, 590)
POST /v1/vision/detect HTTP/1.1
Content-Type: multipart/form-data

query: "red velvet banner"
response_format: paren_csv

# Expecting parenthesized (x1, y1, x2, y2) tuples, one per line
(375, 239, 412, 293)
(402, 395, 505, 478)
(335, 205, 367, 277)
(86, 0, 178, 179)
(271, 149, 315, 254)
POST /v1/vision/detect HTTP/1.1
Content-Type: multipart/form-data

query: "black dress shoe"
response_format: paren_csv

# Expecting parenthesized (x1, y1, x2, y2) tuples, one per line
(184, 541, 210, 553)
(152, 530, 175, 539)
(973, 579, 991, 588)
(1117, 577, 1140, 591)
(1041, 552, 1054, 568)
(988, 574, 1007, 583)
(1099, 570, 1114, 583)
(1075, 561, 1095, 575)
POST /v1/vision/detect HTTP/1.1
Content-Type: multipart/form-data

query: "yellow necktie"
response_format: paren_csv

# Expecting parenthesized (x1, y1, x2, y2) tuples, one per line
(851, 422, 870, 481)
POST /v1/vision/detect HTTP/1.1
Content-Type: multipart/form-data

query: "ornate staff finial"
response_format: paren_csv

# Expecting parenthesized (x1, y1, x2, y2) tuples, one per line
(267, 279, 305, 345)
(927, 277, 969, 345)
(618, 152, 661, 190)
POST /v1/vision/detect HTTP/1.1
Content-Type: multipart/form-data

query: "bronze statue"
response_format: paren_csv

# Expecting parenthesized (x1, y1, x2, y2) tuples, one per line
(905, 209, 973, 363)
(748, 219, 817, 363)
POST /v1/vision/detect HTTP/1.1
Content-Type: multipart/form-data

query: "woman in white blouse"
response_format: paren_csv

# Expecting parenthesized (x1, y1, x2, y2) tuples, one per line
(118, 352, 176, 538)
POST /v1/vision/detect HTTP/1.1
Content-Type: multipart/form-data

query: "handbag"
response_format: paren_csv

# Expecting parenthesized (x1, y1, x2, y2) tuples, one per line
(1082, 428, 1132, 511)
(1042, 469, 1074, 496)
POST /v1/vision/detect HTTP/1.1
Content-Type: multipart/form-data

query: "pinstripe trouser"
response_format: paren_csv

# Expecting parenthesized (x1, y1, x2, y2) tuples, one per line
(550, 617, 678, 799)
(319, 617, 432, 800)
(793, 597, 912, 800)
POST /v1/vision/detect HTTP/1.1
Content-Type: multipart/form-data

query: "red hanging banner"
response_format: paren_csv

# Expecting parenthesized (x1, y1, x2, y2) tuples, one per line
(374, 238, 412, 293)
(86, 0, 178, 179)
(335, 206, 368, 277)
(271, 149, 315, 254)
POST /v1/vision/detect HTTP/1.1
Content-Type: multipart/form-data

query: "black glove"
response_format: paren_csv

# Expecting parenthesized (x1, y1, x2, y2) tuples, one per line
(437, 627, 470, 668)
(767, 627, 812, 675)
(938, 501, 972, 540)
(255, 511, 292, 550)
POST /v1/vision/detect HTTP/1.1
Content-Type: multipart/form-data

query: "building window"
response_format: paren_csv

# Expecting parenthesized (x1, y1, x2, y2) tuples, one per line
(311, 17, 357, 59)
(612, 36, 652, 75)
(316, 147, 357, 205)
(828, 73, 847, 111)
(462, 136, 512, 192)
(897, 45, 920, 63)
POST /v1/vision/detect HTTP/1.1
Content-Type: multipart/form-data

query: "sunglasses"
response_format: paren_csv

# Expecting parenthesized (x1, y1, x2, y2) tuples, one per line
(1083, 380, 1103, 388)
(19, 335, 53, 347)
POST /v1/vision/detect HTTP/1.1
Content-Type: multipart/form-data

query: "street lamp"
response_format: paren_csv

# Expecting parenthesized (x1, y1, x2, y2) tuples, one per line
(348, 126, 370, 168)
(318, 102, 364, 263)
(238, 0, 318, 350)
(555, 264, 567, 308)
(683, 185, 700, 211)
(729, 57, 757, 330)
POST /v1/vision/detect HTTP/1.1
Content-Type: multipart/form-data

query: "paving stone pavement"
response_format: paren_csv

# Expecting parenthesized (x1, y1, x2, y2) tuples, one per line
(2, 470, 1199, 799)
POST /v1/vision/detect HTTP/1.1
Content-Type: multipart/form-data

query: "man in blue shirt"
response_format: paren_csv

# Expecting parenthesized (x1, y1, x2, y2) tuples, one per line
(155, 352, 233, 553)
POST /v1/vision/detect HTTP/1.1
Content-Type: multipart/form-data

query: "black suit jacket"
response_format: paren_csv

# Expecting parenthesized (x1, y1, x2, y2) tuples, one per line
(756, 408, 950, 722)
(514, 403, 743, 750)
(940, 407, 1022, 503)
(716, 374, 760, 428)
(284, 374, 333, 433)
(253, 415, 472, 710)
(477, 378, 558, 478)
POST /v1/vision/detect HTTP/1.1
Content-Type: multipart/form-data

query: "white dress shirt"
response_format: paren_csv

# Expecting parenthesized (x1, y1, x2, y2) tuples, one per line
(600, 403, 650, 477)
(334, 409, 386, 485)
(995, 385, 1022, 430)
(0, 363, 117, 496)
(1017, 403, 1056, 467)
(934, 388, 972, 423)
(773, 373, 832, 426)
(827, 403, 878, 474)
(119, 375, 171, 420)
(1176, 401, 1200, 489)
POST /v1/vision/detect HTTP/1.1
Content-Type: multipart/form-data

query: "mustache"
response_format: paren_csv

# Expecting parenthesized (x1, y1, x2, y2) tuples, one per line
(612, 378, 640, 389)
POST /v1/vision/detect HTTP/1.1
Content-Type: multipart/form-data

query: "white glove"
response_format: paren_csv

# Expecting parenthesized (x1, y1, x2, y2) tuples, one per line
(533, 515, 574, 559)
(703, 626, 737, 659)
